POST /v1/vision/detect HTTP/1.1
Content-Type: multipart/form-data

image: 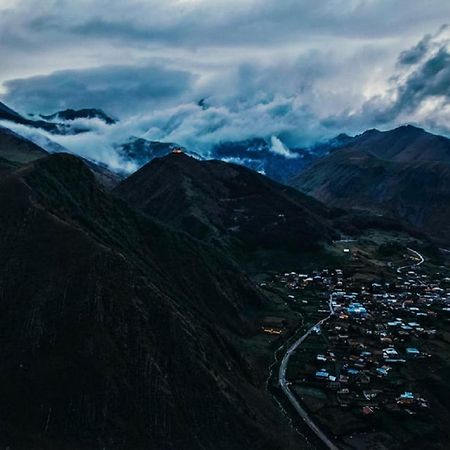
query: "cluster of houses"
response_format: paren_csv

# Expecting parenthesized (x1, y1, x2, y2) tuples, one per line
(284, 264, 450, 417)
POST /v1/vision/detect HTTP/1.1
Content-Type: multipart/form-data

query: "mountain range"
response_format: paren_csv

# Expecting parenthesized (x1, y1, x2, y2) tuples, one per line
(0, 101, 329, 178)
(292, 125, 450, 244)
(3, 98, 450, 245)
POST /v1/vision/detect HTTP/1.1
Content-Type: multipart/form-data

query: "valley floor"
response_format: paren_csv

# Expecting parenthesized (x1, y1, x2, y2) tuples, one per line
(242, 232, 450, 449)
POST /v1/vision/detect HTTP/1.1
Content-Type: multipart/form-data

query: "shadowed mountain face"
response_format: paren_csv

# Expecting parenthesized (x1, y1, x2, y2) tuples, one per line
(292, 125, 450, 243)
(0, 153, 299, 450)
(114, 152, 337, 252)
(333, 125, 450, 163)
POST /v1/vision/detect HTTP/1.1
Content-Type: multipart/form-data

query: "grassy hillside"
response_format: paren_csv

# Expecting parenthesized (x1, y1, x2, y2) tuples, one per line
(292, 127, 450, 244)
(0, 153, 300, 450)
(115, 152, 338, 254)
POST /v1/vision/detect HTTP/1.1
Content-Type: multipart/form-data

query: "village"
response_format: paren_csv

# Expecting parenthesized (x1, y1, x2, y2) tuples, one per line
(260, 248, 450, 449)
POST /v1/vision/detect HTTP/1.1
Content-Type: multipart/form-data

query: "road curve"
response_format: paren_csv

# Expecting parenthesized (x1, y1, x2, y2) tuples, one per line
(278, 248, 424, 449)
(397, 248, 425, 273)
(278, 295, 339, 450)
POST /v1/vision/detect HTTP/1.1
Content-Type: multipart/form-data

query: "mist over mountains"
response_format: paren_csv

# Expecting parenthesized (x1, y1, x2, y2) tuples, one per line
(1, 20, 449, 176)
(0, 99, 350, 177)
(1, 14, 449, 170)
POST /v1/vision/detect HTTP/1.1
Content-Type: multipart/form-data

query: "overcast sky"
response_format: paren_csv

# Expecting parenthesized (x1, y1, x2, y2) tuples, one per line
(0, 0, 449, 153)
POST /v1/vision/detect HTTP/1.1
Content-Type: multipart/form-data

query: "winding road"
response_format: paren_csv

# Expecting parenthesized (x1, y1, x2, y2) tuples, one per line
(397, 247, 425, 273)
(278, 248, 424, 450)
(278, 294, 339, 450)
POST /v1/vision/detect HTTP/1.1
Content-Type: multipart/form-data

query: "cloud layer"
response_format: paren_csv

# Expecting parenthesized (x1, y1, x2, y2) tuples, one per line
(0, 1, 449, 167)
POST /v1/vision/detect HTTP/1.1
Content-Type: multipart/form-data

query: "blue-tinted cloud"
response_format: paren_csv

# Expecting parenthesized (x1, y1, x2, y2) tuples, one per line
(3, 63, 194, 116)
(352, 25, 450, 132)
(0, 1, 449, 169)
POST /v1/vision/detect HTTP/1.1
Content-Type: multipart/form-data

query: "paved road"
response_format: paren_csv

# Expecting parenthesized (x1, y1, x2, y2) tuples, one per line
(278, 294, 339, 450)
(397, 248, 425, 273)
(398, 248, 426, 303)
(278, 248, 424, 449)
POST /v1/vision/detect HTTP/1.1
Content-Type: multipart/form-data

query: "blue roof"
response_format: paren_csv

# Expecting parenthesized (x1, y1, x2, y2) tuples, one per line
(347, 303, 367, 314)
(315, 370, 329, 378)
(406, 347, 420, 353)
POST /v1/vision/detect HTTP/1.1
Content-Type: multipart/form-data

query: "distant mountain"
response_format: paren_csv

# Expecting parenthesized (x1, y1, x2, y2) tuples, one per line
(0, 100, 116, 135)
(292, 125, 450, 243)
(0, 152, 298, 450)
(0, 100, 59, 133)
(41, 108, 116, 125)
(103, 136, 331, 181)
(332, 125, 450, 162)
(0, 101, 345, 179)
(116, 138, 185, 169)
(115, 151, 337, 254)
(211, 137, 328, 184)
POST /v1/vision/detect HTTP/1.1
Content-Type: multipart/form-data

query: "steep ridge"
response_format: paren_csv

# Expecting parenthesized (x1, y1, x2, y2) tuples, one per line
(0, 153, 299, 450)
(114, 152, 337, 252)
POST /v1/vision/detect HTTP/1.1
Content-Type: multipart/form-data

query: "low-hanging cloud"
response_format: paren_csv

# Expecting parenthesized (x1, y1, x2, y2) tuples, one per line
(270, 136, 298, 159)
(0, 1, 449, 172)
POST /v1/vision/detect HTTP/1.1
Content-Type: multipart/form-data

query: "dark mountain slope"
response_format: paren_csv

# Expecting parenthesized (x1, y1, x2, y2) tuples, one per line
(293, 146, 450, 243)
(0, 153, 298, 450)
(115, 152, 337, 252)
